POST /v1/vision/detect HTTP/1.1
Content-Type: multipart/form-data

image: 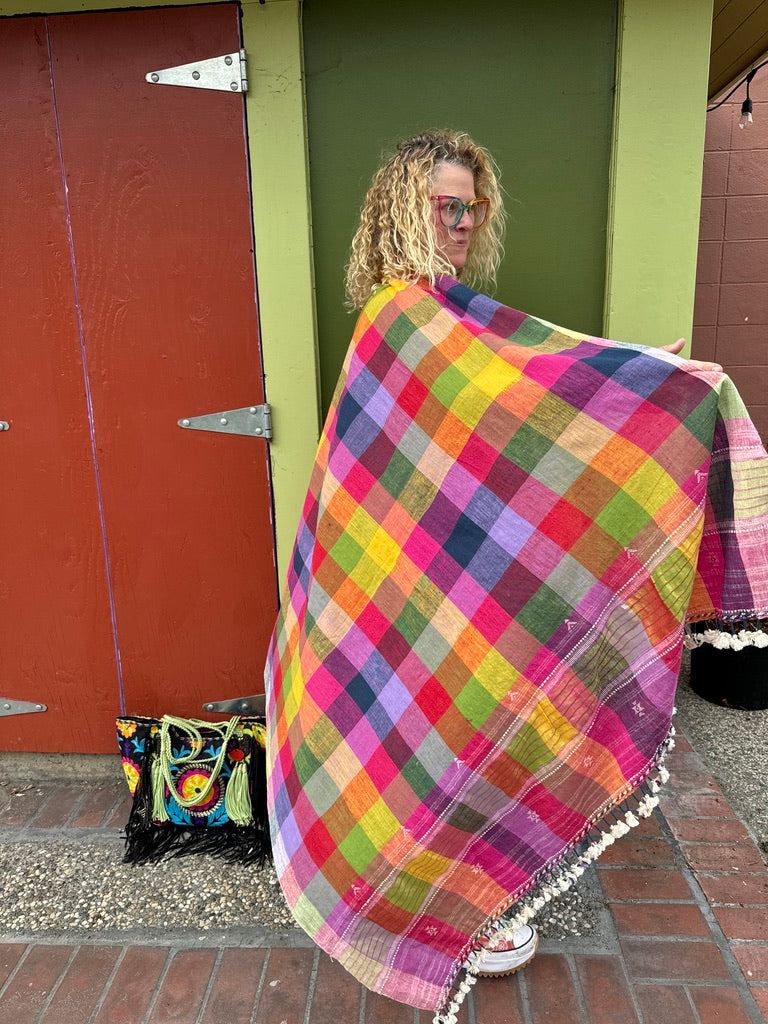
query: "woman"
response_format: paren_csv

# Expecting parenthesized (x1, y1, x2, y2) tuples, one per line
(343, 130, 721, 981)
(266, 132, 755, 1023)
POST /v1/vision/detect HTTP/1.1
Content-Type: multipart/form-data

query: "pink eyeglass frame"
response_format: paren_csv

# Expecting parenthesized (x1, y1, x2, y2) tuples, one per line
(429, 195, 490, 227)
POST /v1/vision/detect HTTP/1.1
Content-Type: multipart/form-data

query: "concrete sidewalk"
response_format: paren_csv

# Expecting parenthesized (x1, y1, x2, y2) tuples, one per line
(1, 725, 766, 1024)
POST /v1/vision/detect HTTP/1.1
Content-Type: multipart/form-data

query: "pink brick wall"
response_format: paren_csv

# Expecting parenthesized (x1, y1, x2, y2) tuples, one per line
(693, 69, 768, 441)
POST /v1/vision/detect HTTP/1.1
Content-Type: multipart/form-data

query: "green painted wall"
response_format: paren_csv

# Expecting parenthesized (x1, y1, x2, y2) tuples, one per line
(303, 0, 618, 408)
(604, 0, 713, 349)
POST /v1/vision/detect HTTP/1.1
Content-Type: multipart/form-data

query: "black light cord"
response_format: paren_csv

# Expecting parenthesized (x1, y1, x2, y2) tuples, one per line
(707, 60, 766, 112)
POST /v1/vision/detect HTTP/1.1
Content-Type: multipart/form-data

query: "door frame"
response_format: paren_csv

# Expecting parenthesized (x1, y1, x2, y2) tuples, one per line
(0, 0, 321, 585)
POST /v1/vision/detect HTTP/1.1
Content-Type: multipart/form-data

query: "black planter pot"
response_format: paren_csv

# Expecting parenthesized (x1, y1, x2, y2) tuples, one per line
(690, 643, 768, 710)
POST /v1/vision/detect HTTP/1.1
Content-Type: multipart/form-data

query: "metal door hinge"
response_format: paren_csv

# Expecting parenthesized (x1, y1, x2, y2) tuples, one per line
(146, 49, 247, 93)
(203, 693, 266, 715)
(0, 699, 47, 717)
(178, 403, 272, 440)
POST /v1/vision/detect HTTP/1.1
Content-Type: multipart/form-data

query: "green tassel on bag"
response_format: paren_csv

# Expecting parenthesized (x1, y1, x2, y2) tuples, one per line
(224, 757, 254, 826)
(151, 755, 170, 822)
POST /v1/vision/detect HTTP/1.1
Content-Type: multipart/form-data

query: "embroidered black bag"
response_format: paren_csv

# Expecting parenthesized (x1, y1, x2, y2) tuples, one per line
(116, 714, 269, 864)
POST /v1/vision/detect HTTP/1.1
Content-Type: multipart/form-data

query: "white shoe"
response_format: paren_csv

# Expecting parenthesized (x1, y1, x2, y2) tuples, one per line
(474, 923, 538, 977)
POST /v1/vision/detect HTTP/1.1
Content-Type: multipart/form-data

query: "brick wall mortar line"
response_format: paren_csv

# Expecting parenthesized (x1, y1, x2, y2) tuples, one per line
(86, 945, 128, 1024)
(516, 959, 534, 1024)
(683, 984, 704, 1024)
(63, 790, 91, 829)
(247, 944, 271, 1024)
(0, 943, 31, 1002)
(26, 791, 63, 830)
(672, 723, 768, 855)
(139, 946, 173, 1024)
(195, 947, 224, 1024)
(620, 950, 648, 1024)
(32, 943, 78, 1024)
(565, 951, 593, 1024)
(102, 789, 130, 828)
(301, 947, 320, 1024)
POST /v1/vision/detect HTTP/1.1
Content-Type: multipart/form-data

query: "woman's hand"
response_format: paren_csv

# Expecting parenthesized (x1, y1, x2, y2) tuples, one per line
(661, 338, 722, 372)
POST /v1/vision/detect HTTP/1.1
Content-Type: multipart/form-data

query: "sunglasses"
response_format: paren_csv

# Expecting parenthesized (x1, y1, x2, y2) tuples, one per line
(430, 195, 490, 229)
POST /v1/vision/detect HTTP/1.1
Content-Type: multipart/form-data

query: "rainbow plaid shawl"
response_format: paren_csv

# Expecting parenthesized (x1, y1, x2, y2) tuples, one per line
(265, 277, 768, 1018)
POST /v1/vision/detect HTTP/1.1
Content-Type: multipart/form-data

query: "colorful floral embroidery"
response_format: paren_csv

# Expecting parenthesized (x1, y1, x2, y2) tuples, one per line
(121, 758, 140, 796)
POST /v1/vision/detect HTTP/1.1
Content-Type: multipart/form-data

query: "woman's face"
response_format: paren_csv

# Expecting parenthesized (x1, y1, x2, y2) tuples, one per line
(430, 161, 477, 273)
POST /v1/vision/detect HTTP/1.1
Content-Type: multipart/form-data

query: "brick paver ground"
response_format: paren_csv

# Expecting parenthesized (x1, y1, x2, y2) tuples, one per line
(1, 726, 766, 1023)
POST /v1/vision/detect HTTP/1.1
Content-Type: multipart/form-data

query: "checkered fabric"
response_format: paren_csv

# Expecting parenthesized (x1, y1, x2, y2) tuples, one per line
(265, 277, 768, 1015)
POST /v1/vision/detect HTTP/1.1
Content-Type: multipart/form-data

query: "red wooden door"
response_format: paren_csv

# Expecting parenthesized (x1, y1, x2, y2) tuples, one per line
(0, 5, 278, 754)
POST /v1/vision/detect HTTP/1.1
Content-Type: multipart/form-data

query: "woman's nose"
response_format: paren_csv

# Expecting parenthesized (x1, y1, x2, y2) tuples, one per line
(456, 209, 474, 230)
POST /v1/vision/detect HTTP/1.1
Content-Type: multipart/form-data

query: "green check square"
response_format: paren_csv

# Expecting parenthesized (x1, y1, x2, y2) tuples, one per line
(384, 871, 431, 914)
(338, 823, 379, 874)
(394, 599, 430, 645)
(330, 532, 364, 575)
(454, 675, 498, 730)
(307, 719, 344, 764)
(387, 311, 425, 355)
(398, 469, 438, 520)
(513, 318, 555, 347)
(402, 755, 435, 801)
(517, 584, 572, 644)
(682, 390, 719, 446)
(432, 364, 469, 409)
(652, 547, 695, 618)
(528, 393, 578, 441)
(507, 721, 554, 773)
(595, 490, 649, 546)
(573, 638, 628, 697)
(293, 742, 323, 787)
(379, 448, 414, 499)
(503, 423, 553, 474)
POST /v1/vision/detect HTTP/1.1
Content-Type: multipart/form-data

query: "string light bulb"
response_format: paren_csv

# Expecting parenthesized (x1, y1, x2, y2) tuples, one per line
(739, 68, 756, 129)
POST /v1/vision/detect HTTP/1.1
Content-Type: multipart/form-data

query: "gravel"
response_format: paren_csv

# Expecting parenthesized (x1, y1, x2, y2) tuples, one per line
(529, 877, 600, 940)
(0, 839, 295, 935)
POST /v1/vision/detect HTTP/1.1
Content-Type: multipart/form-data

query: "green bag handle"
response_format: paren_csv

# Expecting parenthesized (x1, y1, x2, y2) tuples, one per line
(158, 715, 241, 809)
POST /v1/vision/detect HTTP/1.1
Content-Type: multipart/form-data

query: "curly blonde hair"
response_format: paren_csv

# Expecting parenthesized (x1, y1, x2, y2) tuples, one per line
(345, 130, 505, 309)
